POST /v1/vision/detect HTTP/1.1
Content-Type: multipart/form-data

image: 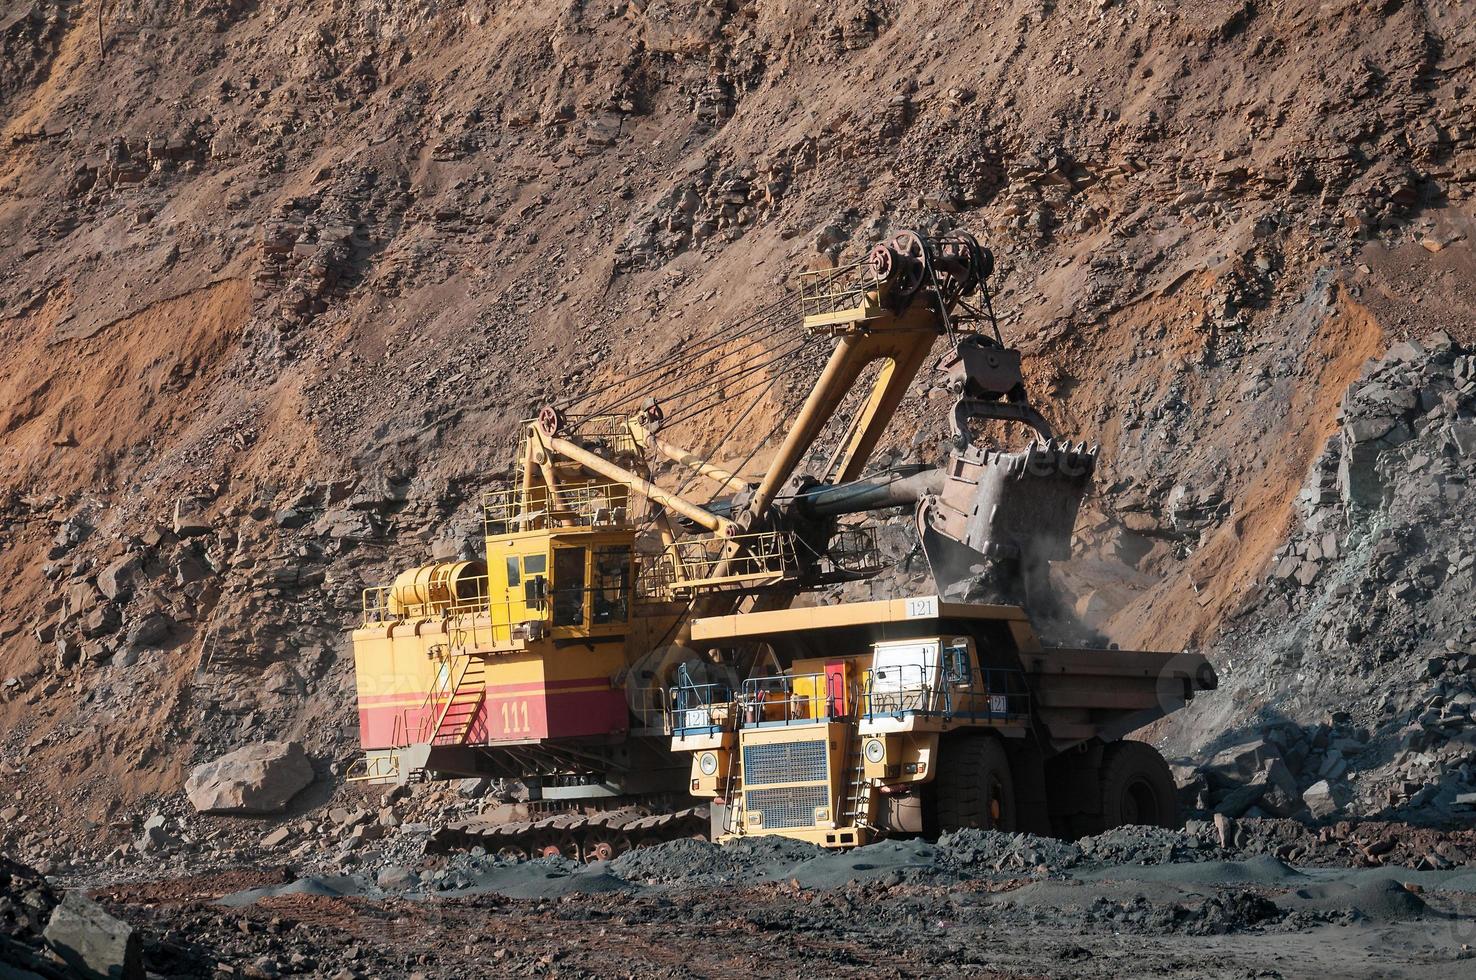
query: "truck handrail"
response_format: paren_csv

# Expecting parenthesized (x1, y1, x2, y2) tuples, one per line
(666, 681, 734, 737)
(862, 664, 1030, 723)
(735, 671, 852, 727)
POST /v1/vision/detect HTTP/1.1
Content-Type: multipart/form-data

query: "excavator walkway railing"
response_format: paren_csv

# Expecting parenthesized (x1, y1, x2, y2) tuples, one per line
(797, 261, 879, 321)
(360, 586, 544, 648)
(637, 530, 800, 599)
(484, 480, 634, 535)
(361, 576, 496, 625)
(345, 752, 402, 783)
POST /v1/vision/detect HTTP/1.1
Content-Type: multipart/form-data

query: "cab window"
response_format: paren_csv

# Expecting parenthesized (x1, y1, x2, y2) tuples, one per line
(552, 547, 587, 627)
(944, 638, 973, 686)
(592, 545, 631, 625)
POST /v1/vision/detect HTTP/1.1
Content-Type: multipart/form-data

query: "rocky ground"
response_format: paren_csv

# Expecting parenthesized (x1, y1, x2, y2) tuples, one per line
(7, 819, 1476, 979)
(9, 743, 1476, 977)
(3, 0, 1476, 832)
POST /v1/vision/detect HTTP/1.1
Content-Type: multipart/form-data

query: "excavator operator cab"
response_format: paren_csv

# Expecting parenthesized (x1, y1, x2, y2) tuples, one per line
(492, 530, 636, 639)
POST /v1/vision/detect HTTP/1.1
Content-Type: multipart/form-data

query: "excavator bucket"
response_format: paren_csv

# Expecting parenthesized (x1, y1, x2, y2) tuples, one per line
(917, 439, 1097, 601)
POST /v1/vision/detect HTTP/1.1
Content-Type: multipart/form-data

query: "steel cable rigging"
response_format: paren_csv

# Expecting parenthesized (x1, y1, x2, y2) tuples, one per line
(558, 292, 802, 421)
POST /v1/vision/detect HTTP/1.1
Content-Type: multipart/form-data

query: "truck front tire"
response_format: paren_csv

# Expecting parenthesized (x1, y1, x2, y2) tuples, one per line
(935, 734, 1017, 832)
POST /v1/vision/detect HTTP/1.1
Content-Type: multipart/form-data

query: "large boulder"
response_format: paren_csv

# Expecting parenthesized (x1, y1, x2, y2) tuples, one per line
(1201, 737, 1281, 788)
(42, 891, 144, 980)
(124, 611, 173, 651)
(185, 741, 314, 815)
(96, 555, 140, 602)
(1302, 779, 1347, 820)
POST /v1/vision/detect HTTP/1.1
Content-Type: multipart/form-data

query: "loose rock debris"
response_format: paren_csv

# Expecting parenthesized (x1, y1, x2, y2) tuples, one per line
(6, 828, 1470, 979)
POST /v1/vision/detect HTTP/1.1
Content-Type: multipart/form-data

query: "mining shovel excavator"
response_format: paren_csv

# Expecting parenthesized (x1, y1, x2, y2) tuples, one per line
(347, 231, 1216, 858)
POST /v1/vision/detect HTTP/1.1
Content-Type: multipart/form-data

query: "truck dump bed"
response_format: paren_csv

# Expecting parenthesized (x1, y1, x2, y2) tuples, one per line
(689, 594, 1217, 752)
(1022, 646, 1217, 750)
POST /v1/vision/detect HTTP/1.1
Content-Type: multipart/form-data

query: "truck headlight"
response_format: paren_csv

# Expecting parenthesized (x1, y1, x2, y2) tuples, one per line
(864, 738, 885, 764)
(699, 751, 718, 776)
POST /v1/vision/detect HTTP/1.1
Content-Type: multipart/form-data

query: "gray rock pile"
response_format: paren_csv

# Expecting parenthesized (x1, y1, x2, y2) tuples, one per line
(0, 855, 59, 968)
(1180, 721, 1371, 822)
(609, 835, 823, 885)
(936, 828, 1083, 873)
(0, 854, 146, 980)
(1176, 333, 1476, 825)
(1077, 825, 1212, 866)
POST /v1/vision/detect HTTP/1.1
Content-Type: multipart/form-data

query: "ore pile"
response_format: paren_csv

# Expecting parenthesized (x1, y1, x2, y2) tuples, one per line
(609, 834, 824, 886)
(1077, 826, 1211, 866)
(1173, 333, 1476, 826)
(1076, 888, 1289, 937)
(935, 828, 1084, 874)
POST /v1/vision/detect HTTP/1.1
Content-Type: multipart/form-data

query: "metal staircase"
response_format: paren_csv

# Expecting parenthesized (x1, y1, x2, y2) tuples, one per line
(429, 653, 486, 747)
(837, 748, 870, 826)
(722, 739, 743, 836)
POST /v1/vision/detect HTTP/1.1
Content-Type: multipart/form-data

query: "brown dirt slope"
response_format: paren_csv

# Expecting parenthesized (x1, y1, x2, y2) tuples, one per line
(0, 0, 1473, 845)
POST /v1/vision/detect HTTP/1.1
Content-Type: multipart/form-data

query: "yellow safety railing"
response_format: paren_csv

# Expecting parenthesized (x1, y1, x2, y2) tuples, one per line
(483, 480, 634, 534)
(345, 753, 401, 783)
(562, 414, 640, 457)
(797, 261, 875, 319)
(398, 702, 439, 747)
(361, 583, 547, 649)
(634, 551, 679, 599)
(627, 684, 669, 731)
(362, 574, 495, 625)
(637, 530, 798, 599)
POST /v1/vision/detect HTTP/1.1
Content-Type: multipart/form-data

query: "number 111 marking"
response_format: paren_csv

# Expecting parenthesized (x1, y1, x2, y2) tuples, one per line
(500, 700, 532, 734)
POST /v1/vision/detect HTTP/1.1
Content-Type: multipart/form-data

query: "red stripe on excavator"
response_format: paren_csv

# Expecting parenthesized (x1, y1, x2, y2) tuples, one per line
(356, 675, 614, 705)
(358, 688, 628, 749)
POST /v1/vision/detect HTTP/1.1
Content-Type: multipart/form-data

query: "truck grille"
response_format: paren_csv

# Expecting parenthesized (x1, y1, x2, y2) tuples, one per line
(745, 786, 829, 830)
(742, 739, 827, 786)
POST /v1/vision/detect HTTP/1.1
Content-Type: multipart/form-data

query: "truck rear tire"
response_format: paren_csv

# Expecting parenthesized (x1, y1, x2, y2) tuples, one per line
(1099, 740, 1178, 829)
(935, 734, 1016, 833)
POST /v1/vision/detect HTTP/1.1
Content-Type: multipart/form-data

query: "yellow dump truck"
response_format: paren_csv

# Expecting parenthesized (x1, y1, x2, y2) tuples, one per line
(672, 595, 1214, 844)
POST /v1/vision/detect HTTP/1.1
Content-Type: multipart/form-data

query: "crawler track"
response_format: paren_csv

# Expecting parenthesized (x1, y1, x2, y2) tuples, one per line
(429, 806, 710, 862)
